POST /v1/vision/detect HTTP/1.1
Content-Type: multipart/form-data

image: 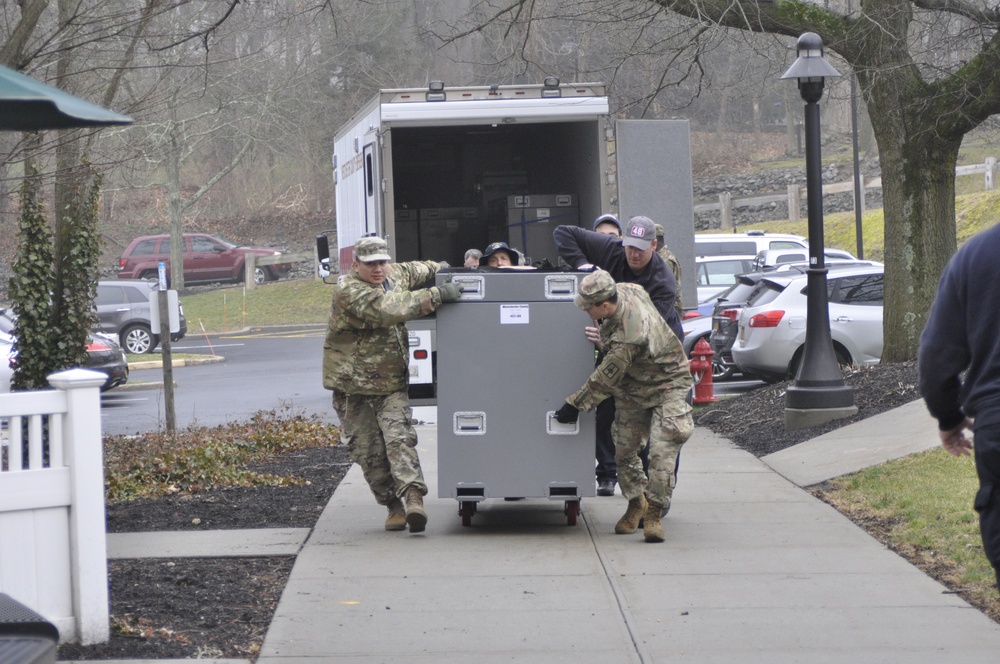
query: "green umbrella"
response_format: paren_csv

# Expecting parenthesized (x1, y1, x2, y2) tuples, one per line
(0, 64, 132, 131)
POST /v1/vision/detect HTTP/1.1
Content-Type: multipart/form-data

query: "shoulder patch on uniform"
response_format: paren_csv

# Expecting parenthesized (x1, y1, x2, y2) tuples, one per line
(601, 362, 621, 380)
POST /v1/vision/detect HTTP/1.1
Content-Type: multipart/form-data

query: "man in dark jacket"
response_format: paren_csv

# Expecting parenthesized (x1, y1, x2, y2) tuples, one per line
(919, 223, 1000, 589)
(553, 215, 683, 339)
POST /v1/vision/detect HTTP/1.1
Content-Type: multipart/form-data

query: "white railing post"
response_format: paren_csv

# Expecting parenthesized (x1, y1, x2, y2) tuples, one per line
(47, 368, 109, 645)
(719, 191, 733, 230)
(245, 253, 257, 291)
(986, 157, 997, 191)
(787, 184, 801, 223)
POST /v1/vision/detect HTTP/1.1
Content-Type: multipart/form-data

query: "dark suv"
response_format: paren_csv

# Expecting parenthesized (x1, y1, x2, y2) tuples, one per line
(117, 233, 291, 285)
(94, 280, 188, 354)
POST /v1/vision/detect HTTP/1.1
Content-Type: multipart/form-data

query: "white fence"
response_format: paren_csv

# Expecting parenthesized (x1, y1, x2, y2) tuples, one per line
(0, 369, 109, 645)
(695, 157, 998, 229)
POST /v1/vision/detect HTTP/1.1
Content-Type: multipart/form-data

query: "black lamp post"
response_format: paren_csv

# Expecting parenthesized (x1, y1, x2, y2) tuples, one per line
(780, 33, 857, 430)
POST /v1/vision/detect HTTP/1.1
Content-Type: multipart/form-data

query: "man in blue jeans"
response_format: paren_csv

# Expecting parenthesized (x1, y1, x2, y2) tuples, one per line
(591, 214, 624, 496)
(919, 223, 1000, 590)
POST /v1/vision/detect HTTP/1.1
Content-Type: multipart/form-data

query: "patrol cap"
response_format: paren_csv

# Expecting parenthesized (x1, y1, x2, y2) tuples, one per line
(593, 213, 622, 232)
(574, 269, 618, 309)
(622, 216, 655, 250)
(654, 223, 665, 239)
(355, 237, 391, 263)
(480, 241, 519, 265)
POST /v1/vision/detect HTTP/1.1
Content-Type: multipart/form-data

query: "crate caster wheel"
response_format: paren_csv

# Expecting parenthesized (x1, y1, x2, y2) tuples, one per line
(460, 501, 477, 527)
(564, 500, 580, 526)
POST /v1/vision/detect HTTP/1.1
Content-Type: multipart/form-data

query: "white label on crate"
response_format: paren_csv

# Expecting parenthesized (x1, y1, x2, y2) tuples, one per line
(500, 304, 529, 324)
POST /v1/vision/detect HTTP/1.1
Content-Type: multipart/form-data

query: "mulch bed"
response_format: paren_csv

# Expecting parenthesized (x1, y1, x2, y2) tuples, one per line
(57, 445, 352, 662)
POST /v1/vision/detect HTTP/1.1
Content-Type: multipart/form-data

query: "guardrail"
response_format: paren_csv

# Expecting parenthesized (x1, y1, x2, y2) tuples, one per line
(695, 157, 997, 229)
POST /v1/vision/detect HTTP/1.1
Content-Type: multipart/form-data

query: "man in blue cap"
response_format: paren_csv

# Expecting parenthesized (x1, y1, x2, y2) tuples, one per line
(593, 213, 622, 238)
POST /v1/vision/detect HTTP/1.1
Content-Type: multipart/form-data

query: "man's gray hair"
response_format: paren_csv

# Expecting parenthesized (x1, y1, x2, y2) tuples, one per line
(464, 248, 483, 261)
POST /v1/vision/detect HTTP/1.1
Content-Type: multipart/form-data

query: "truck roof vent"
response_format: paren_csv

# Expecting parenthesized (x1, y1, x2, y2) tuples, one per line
(426, 81, 446, 102)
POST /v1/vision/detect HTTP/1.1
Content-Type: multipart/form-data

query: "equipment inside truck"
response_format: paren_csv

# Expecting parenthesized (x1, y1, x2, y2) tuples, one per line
(388, 122, 603, 266)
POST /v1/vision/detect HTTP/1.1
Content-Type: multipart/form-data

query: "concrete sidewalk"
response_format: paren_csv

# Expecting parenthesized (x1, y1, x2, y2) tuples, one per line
(257, 415, 1000, 663)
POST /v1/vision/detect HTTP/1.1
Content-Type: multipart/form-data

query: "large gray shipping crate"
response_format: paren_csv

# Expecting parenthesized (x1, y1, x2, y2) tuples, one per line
(435, 269, 597, 527)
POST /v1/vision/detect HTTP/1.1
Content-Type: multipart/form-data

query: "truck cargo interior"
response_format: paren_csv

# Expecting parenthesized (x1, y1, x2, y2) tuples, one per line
(389, 121, 604, 266)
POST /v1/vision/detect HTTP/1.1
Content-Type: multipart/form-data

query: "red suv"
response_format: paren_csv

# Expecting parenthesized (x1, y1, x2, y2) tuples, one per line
(117, 233, 291, 285)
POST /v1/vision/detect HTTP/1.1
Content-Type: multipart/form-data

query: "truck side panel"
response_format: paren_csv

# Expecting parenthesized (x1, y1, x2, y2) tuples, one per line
(334, 101, 382, 273)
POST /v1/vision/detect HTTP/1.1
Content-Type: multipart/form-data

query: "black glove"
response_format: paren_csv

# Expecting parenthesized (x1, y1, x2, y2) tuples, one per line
(555, 401, 579, 424)
(438, 281, 464, 303)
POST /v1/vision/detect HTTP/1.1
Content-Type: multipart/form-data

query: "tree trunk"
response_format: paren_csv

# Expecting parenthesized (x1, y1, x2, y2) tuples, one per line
(868, 100, 960, 362)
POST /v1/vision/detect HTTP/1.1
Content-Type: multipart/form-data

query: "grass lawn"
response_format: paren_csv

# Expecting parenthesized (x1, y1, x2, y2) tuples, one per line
(818, 448, 1000, 621)
(179, 278, 331, 334)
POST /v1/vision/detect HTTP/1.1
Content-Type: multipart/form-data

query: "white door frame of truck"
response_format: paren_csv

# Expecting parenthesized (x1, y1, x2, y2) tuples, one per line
(363, 141, 381, 238)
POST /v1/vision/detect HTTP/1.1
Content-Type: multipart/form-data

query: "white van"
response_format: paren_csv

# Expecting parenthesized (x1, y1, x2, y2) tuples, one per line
(695, 230, 808, 258)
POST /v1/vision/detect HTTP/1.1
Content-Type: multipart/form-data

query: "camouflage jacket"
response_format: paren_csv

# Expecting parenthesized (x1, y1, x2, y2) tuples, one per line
(322, 261, 443, 395)
(568, 283, 692, 414)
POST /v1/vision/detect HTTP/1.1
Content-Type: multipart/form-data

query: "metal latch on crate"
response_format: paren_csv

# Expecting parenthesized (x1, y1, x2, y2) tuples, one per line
(453, 411, 486, 435)
(544, 275, 578, 300)
(451, 275, 485, 300)
(546, 411, 579, 435)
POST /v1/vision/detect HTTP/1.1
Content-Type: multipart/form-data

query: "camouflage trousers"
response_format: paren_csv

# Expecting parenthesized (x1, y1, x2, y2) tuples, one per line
(613, 404, 694, 509)
(332, 390, 427, 505)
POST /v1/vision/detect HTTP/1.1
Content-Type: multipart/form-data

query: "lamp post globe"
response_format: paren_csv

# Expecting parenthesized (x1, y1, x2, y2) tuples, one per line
(780, 33, 857, 430)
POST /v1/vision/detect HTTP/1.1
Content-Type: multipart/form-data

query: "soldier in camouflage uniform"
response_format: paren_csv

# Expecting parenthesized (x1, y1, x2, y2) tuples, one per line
(554, 270, 693, 543)
(654, 223, 683, 317)
(323, 237, 463, 533)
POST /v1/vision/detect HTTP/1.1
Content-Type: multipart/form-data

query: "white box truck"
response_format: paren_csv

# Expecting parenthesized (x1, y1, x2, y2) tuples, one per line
(321, 79, 696, 408)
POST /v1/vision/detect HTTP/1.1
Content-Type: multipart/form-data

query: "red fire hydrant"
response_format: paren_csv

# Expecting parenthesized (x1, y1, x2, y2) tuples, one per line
(689, 338, 717, 404)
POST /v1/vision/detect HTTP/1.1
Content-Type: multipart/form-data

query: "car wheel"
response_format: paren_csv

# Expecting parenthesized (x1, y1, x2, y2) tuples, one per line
(688, 334, 735, 381)
(712, 358, 735, 381)
(121, 324, 156, 355)
(253, 266, 268, 285)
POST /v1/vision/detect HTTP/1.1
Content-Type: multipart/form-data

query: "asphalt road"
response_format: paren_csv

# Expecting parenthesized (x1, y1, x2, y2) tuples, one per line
(100, 325, 337, 436)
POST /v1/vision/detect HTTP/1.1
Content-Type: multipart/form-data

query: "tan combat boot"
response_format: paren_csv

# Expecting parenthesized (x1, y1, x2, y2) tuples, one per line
(384, 497, 406, 531)
(615, 494, 647, 534)
(643, 500, 665, 543)
(404, 487, 427, 533)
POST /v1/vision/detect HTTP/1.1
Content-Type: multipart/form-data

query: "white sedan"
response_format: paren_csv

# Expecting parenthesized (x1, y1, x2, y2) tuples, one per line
(731, 263, 884, 383)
